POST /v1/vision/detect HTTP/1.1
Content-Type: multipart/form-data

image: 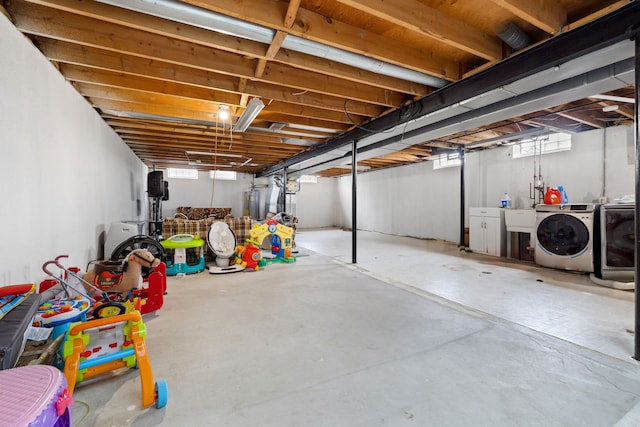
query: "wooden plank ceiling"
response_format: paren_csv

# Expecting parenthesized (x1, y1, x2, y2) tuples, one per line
(3, 0, 633, 178)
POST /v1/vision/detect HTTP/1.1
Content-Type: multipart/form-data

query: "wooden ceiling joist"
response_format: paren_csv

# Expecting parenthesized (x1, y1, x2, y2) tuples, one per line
(6, 0, 631, 175)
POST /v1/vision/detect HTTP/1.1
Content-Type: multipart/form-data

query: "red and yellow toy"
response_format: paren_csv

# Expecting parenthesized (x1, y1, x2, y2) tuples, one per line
(235, 239, 262, 271)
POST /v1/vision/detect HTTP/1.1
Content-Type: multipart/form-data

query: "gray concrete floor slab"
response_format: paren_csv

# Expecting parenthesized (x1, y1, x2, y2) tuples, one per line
(71, 229, 640, 426)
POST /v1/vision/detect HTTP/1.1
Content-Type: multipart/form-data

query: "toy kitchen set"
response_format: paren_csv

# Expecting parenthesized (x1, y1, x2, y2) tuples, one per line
(469, 184, 635, 284)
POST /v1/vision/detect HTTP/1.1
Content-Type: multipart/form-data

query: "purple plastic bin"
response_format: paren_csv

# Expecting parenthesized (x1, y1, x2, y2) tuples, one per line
(0, 365, 72, 427)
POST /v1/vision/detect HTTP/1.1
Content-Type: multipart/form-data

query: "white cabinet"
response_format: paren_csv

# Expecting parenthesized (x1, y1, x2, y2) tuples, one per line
(469, 207, 505, 257)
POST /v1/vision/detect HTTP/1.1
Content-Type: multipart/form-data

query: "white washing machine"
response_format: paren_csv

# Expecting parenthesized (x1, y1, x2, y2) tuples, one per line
(535, 203, 595, 272)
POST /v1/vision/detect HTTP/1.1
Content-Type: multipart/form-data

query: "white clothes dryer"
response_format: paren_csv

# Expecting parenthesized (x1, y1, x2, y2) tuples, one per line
(535, 203, 595, 273)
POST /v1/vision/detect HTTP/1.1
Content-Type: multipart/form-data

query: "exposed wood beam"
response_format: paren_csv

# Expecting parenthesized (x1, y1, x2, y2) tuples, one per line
(62, 64, 242, 107)
(255, 30, 288, 78)
(334, 0, 502, 61)
(283, 0, 301, 29)
(261, 101, 365, 124)
(76, 80, 354, 126)
(614, 105, 634, 120)
(563, 0, 630, 31)
(554, 111, 602, 129)
(124, 134, 303, 152)
(11, 2, 408, 105)
(20, 0, 266, 55)
(266, 30, 288, 59)
(488, 0, 566, 35)
(254, 113, 349, 132)
(182, 0, 459, 80)
(23, 16, 430, 97)
(120, 133, 298, 151)
(103, 119, 290, 142)
(123, 132, 324, 149)
(38, 40, 384, 116)
(237, 79, 249, 107)
(20, 0, 449, 88)
(254, 59, 268, 79)
(90, 98, 221, 123)
(121, 136, 301, 154)
(77, 84, 224, 115)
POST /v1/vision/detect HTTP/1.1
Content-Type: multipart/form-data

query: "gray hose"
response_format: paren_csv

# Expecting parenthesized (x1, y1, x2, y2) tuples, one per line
(589, 273, 634, 291)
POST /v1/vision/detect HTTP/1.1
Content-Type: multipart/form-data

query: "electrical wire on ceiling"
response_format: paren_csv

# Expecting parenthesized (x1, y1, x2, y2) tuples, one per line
(342, 98, 425, 135)
(209, 120, 219, 209)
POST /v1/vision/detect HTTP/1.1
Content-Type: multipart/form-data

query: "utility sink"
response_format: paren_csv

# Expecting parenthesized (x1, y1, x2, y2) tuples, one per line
(504, 209, 536, 233)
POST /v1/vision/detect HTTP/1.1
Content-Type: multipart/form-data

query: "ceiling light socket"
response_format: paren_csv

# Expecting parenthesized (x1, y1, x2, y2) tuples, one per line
(218, 105, 230, 120)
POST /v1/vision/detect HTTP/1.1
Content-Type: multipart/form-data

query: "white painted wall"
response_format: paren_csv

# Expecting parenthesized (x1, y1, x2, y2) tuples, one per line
(159, 170, 254, 218)
(292, 177, 339, 229)
(1, 15, 147, 285)
(466, 126, 634, 209)
(337, 125, 634, 243)
(337, 161, 461, 240)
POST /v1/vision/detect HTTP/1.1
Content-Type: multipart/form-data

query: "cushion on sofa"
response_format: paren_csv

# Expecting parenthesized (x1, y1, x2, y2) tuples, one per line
(176, 207, 231, 220)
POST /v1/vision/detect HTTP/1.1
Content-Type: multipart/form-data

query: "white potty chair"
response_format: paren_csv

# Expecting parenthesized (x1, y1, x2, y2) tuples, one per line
(208, 222, 244, 274)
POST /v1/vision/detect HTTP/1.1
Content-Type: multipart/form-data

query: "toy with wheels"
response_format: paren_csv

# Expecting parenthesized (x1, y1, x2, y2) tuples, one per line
(84, 249, 161, 295)
(62, 311, 167, 409)
(46, 253, 165, 318)
(100, 251, 166, 315)
(235, 239, 262, 271)
(43, 256, 127, 321)
(135, 261, 166, 314)
(160, 234, 206, 275)
(250, 219, 296, 264)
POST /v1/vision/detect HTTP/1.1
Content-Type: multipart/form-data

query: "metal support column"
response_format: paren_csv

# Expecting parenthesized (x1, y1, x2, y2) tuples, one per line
(352, 139, 357, 264)
(634, 30, 640, 360)
(459, 147, 466, 247)
(282, 169, 288, 213)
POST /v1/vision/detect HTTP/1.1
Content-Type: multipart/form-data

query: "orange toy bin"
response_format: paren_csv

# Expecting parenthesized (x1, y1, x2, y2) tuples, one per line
(62, 311, 167, 409)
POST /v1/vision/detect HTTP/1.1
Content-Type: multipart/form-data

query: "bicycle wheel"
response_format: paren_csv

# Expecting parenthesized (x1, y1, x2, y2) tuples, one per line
(110, 235, 166, 277)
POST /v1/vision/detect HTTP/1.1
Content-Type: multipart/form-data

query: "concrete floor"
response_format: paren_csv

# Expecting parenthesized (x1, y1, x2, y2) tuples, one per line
(71, 228, 640, 426)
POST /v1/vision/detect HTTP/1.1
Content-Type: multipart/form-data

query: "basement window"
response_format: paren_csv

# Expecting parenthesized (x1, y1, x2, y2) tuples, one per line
(167, 168, 198, 179)
(512, 132, 571, 159)
(432, 152, 461, 169)
(209, 170, 237, 181)
(299, 175, 318, 183)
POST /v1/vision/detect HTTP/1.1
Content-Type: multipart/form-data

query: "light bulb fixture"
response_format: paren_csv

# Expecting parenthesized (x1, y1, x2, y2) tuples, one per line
(590, 94, 635, 104)
(233, 98, 265, 132)
(218, 104, 230, 121)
